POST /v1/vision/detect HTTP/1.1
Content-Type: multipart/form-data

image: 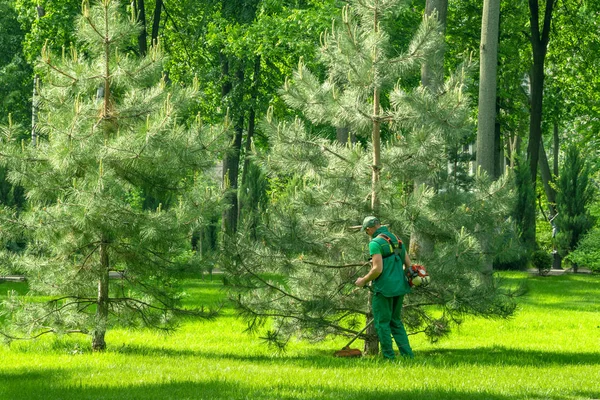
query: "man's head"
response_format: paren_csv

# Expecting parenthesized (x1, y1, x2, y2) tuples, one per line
(361, 216, 380, 236)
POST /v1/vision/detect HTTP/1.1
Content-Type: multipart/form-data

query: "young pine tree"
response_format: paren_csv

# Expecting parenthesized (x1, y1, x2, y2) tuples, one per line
(0, 0, 223, 350)
(223, 0, 520, 354)
(555, 144, 596, 272)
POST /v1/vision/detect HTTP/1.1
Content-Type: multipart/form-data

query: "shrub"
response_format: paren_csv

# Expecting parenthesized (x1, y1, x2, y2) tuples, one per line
(531, 250, 552, 275)
(565, 228, 600, 272)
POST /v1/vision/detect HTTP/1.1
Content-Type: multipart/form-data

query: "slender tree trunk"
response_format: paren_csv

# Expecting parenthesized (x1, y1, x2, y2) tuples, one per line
(31, 75, 39, 146)
(494, 97, 504, 178)
(421, 0, 447, 89)
(538, 140, 556, 216)
(525, 0, 555, 251)
(527, 0, 555, 182)
(135, 0, 148, 56)
(240, 56, 261, 191)
(410, 0, 447, 260)
(151, 0, 163, 47)
(553, 120, 559, 177)
(476, 0, 500, 177)
(222, 63, 244, 235)
(92, 240, 110, 351)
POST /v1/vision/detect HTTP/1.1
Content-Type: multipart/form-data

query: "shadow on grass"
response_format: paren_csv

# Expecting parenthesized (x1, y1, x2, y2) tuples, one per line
(419, 346, 600, 367)
(109, 343, 600, 369)
(110, 343, 371, 369)
(2, 369, 596, 400)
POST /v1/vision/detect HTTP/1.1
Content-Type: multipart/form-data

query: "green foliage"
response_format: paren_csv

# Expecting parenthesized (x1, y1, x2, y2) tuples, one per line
(565, 227, 600, 272)
(555, 144, 596, 258)
(0, 0, 222, 348)
(531, 250, 552, 275)
(224, 0, 521, 349)
(513, 157, 536, 253)
(14, 0, 81, 63)
(0, 0, 33, 127)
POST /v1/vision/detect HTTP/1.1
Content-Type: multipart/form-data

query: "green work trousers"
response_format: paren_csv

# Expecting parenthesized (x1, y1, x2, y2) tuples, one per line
(372, 293, 414, 360)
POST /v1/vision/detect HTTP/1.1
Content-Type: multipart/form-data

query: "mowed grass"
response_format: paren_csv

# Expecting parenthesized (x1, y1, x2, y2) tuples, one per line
(0, 272, 599, 400)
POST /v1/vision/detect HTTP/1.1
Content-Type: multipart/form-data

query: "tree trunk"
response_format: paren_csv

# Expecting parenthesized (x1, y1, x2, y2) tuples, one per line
(538, 140, 556, 216)
(336, 127, 355, 145)
(31, 74, 39, 146)
(150, 0, 163, 47)
(92, 240, 110, 351)
(527, 0, 555, 182)
(364, 86, 381, 356)
(222, 63, 244, 236)
(553, 120, 559, 177)
(476, 0, 500, 177)
(135, 0, 148, 56)
(494, 97, 504, 179)
(240, 56, 260, 193)
(410, 0, 447, 261)
(421, 0, 447, 89)
(526, 0, 555, 252)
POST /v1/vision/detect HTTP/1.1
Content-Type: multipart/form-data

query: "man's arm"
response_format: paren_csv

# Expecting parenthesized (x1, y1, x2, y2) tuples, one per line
(355, 254, 383, 287)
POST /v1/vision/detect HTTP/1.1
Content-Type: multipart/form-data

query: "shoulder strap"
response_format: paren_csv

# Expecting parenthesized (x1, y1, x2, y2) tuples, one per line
(375, 233, 402, 259)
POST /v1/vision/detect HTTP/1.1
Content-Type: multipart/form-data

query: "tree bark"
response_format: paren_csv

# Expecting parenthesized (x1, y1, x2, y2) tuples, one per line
(240, 55, 261, 191)
(92, 240, 110, 351)
(135, 0, 148, 56)
(553, 120, 559, 177)
(31, 75, 39, 146)
(222, 63, 244, 236)
(151, 0, 163, 47)
(526, 0, 555, 183)
(476, 0, 500, 177)
(538, 140, 556, 216)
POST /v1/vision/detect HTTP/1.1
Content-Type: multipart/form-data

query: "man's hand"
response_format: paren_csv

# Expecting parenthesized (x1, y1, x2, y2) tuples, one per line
(355, 277, 367, 287)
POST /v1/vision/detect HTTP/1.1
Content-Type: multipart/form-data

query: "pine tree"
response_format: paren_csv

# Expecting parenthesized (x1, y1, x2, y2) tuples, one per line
(224, 0, 520, 354)
(555, 144, 595, 272)
(0, 0, 223, 350)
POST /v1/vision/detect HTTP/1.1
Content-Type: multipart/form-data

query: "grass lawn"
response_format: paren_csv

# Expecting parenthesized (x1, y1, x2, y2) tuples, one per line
(0, 272, 599, 400)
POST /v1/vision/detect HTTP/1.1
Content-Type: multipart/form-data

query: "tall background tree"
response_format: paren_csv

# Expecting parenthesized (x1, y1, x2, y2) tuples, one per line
(0, 0, 221, 350)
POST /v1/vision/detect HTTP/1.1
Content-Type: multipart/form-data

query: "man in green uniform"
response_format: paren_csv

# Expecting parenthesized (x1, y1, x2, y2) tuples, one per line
(354, 216, 414, 360)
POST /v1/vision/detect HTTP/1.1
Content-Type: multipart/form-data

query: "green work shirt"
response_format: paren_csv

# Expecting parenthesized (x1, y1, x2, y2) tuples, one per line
(368, 226, 411, 297)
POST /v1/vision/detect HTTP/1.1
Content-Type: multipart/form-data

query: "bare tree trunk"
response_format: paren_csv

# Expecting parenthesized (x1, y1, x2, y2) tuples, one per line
(410, 0, 447, 261)
(524, 0, 555, 252)
(526, 0, 555, 184)
(476, 0, 500, 177)
(92, 240, 110, 351)
(151, 0, 163, 47)
(31, 75, 39, 146)
(553, 120, 559, 177)
(222, 63, 244, 236)
(538, 140, 556, 216)
(240, 56, 260, 191)
(135, 0, 148, 56)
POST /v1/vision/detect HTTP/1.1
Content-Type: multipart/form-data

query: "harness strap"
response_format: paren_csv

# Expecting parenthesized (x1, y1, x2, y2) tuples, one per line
(376, 233, 403, 259)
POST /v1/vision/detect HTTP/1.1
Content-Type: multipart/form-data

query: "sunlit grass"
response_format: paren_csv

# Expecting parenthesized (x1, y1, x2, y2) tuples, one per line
(1, 272, 599, 399)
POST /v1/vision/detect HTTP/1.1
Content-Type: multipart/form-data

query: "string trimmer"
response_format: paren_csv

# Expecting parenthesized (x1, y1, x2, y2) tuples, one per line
(333, 319, 373, 357)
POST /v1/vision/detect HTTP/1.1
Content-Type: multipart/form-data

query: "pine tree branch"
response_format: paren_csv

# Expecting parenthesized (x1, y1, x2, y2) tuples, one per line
(42, 59, 78, 83)
(0, 329, 88, 341)
(111, 296, 216, 318)
(301, 260, 369, 269)
(239, 259, 306, 303)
